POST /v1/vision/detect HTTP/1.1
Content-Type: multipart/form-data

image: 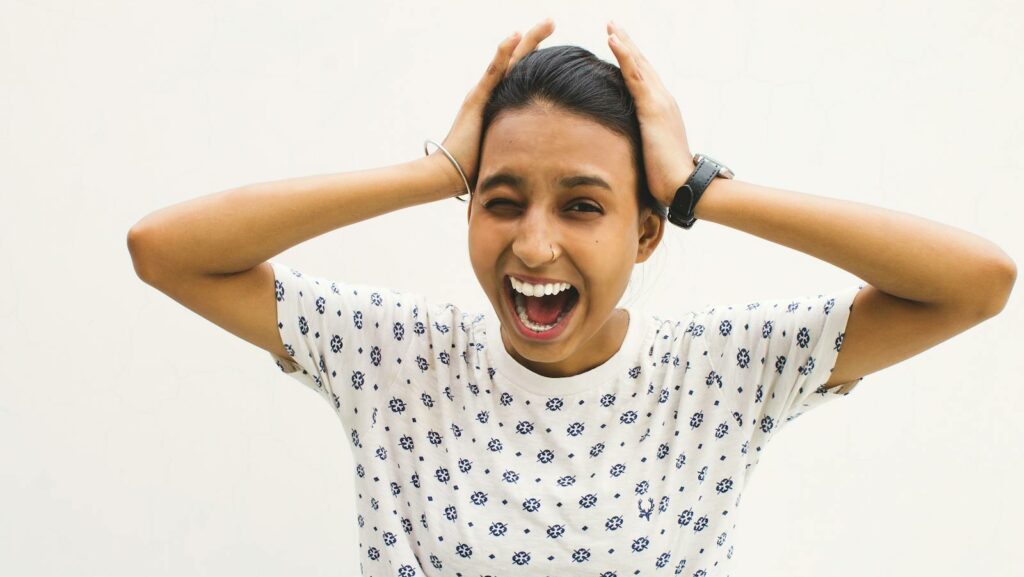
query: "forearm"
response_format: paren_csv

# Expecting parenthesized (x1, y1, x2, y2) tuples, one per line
(693, 177, 1016, 311)
(128, 155, 463, 278)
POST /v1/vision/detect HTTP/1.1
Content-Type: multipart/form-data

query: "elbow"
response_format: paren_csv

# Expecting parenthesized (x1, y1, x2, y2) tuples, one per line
(127, 225, 160, 284)
(975, 256, 1017, 318)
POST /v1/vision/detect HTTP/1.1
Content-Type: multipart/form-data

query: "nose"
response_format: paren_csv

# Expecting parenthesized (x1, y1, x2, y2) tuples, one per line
(511, 210, 559, 268)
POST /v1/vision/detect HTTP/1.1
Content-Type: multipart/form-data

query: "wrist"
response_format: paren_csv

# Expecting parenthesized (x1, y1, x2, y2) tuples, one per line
(660, 161, 697, 208)
(665, 153, 734, 226)
(691, 175, 730, 221)
(421, 154, 470, 200)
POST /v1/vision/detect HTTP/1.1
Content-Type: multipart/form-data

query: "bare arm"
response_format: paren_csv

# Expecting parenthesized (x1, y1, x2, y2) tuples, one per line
(125, 155, 463, 359)
(693, 177, 1016, 388)
(125, 22, 550, 360)
(127, 155, 463, 279)
(605, 20, 1016, 391)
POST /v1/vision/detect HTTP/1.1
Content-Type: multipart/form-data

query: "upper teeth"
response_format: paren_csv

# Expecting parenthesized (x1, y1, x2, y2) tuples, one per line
(510, 277, 573, 297)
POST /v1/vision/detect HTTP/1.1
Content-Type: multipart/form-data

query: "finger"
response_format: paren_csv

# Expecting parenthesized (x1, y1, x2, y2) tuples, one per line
(473, 32, 522, 95)
(609, 22, 664, 84)
(607, 24, 667, 95)
(506, 18, 556, 76)
(608, 21, 650, 67)
(607, 30, 646, 87)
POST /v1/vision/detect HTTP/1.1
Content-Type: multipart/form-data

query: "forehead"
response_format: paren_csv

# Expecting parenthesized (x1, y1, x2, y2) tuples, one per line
(481, 106, 634, 185)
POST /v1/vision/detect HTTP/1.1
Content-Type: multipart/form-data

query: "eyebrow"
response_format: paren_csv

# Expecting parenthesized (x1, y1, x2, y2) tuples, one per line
(477, 172, 613, 194)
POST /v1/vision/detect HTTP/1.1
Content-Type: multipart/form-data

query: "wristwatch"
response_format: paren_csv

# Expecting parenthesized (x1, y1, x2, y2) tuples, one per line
(666, 153, 734, 229)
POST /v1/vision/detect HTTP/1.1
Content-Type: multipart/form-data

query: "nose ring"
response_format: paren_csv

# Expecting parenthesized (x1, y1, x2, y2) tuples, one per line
(549, 244, 556, 263)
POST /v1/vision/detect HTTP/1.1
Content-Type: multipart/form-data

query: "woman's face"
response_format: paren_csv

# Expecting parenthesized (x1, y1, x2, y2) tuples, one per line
(467, 103, 664, 377)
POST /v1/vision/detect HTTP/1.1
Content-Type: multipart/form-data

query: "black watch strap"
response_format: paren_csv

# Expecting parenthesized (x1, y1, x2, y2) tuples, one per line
(667, 155, 726, 229)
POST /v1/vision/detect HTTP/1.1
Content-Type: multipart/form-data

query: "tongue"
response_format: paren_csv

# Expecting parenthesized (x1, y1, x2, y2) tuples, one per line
(525, 290, 572, 325)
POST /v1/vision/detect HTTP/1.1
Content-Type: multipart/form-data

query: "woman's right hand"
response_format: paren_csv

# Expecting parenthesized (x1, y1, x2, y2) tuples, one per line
(429, 18, 556, 198)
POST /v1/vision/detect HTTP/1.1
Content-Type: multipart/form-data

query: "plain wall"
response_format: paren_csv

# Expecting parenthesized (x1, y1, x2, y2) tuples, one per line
(2, 0, 1022, 575)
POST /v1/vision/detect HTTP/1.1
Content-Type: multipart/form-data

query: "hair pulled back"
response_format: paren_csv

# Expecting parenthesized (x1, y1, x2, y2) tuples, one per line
(479, 45, 666, 220)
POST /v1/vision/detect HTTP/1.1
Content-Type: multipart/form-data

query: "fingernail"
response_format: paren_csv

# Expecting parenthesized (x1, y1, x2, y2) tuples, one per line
(609, 33, 619, 44)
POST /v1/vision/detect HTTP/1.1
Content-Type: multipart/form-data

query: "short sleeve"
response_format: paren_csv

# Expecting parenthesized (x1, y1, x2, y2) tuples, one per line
(267, 260, 427, 419)
(702, 284, 867, 438)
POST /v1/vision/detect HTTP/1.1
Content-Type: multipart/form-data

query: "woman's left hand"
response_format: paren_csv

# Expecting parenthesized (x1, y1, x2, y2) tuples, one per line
(606, 21, 695, 209)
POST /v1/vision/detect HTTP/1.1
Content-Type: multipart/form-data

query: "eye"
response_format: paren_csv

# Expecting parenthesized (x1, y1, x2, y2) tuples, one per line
(484, 200, 602, 212)
(569, 201, 602, 214)
(483, 199, 512, 209)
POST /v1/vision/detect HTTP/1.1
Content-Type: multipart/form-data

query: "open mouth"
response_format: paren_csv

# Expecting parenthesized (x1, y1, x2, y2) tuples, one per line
(503, 275, 581, 340)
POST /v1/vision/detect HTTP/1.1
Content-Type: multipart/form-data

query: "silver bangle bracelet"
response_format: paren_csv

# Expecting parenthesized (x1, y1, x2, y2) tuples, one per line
(424, 139, 472, 202)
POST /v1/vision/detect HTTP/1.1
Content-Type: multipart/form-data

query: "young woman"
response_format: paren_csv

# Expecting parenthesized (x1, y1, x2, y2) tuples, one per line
(128, 19, 1015, 577)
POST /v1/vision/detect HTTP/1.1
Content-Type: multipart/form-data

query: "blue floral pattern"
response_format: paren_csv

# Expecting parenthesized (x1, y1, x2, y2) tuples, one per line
(268, 261, 866, 576)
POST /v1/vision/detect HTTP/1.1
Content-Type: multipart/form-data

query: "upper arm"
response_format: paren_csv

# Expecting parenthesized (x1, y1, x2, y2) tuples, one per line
(139, 260, 289, 360)
(825, 284, 1001, 388)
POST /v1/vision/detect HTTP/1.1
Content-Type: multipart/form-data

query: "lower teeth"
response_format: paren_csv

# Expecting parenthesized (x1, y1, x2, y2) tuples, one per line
(514, 292, 572, 332)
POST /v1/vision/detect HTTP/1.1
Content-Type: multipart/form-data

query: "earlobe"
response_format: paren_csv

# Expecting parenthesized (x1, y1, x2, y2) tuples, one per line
(636, 211, 665, 263)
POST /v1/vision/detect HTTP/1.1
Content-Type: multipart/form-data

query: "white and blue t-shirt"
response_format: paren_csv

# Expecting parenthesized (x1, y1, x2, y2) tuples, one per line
(268, 260, 866, 577)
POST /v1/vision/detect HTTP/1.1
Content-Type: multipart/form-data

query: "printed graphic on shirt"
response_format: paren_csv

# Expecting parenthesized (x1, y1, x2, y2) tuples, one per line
(268, 261, 866, 577)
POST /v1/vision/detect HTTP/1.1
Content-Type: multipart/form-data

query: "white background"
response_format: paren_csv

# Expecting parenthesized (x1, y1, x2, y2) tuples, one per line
(2, 0, 1022, 575)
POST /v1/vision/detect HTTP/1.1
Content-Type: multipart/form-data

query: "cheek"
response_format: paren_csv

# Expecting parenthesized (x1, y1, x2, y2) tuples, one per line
(467, 228, 489, 256)
(467, 231, 499, 287)
(586, 243, 635, 295)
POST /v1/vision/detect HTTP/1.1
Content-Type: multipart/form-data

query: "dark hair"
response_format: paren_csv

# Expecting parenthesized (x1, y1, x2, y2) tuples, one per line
(479, 45, 666, 220)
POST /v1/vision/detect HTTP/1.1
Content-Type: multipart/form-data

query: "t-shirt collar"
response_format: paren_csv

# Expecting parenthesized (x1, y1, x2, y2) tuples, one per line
(484, 303, 647, 396)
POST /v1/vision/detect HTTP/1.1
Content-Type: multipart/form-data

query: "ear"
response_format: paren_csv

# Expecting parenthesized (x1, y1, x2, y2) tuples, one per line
(635, 208, 665, 264)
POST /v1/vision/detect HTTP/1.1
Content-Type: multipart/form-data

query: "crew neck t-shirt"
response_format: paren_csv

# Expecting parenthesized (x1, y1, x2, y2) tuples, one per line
(267, 260, 866, 577)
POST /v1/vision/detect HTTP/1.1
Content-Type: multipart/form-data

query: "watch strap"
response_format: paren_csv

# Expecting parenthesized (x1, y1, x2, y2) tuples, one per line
(667, 155, 723, 229)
